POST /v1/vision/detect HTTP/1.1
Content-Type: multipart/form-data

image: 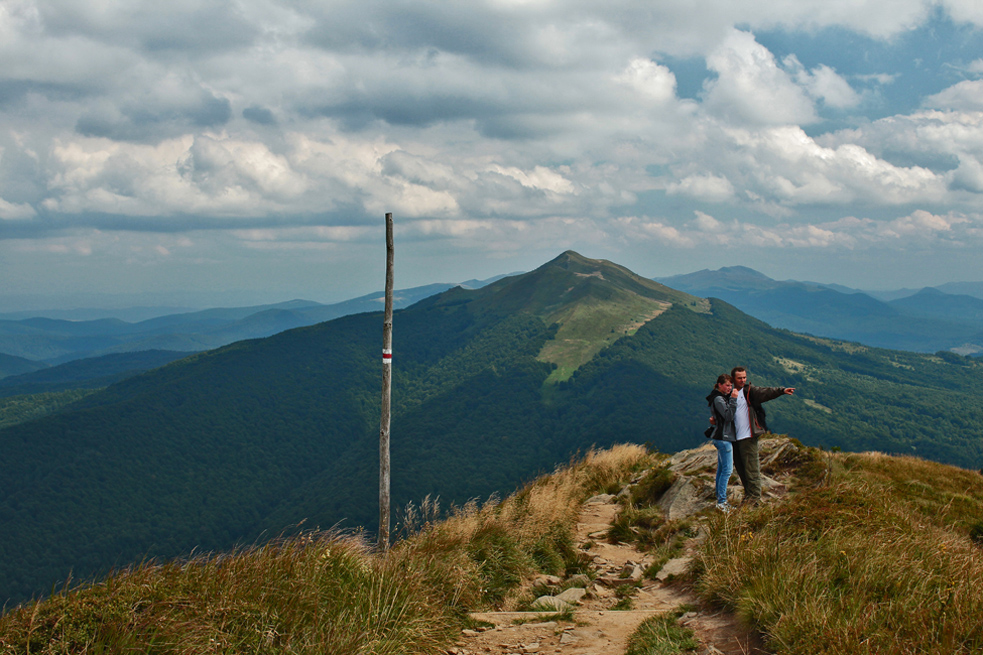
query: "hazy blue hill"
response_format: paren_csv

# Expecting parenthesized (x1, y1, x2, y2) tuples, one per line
(0, 251, 980, 605)
(889, 287, 983, 323)
(0, 350, 190, 397)
(936, 281, 983, 300)
(656, 267, 983, 353)
(657, 265, 780, 292)
(0, 353, 46, 380)
(0, 282, 503, 364)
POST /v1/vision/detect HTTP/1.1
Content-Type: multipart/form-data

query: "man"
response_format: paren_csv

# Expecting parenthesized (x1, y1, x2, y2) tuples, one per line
(730, 366, 794, 505)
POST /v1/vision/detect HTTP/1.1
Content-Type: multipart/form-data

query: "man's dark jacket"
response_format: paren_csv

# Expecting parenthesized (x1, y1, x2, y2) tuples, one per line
(741, 384, 786, 437)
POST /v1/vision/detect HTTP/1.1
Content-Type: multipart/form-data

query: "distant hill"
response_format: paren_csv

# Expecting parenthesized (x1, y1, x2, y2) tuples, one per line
(0, 251, 980, 604)
(888, 287, 983, 323)
(0, 352, 46, 380)
(0, 278, 506, 364)
(656, 267, 983, 354)
(0, 350, 191, 398)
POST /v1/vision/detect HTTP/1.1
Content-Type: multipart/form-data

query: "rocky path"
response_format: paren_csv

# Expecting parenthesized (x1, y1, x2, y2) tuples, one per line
(450, 441, 796, 655)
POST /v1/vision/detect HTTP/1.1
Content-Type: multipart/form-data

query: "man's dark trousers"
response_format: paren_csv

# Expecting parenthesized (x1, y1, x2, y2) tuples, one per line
(732, 436, 761, 503)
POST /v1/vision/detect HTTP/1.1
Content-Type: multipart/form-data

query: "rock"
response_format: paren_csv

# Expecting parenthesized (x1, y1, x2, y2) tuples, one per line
(531, 596, 573, 611)
(559, 632, 580, 644)
(461, 629, 480, 637)
(522, 643, 541, 652)
(598, 561, 643, 587)
(587, 530, 608, 540)
(655, 556, 691, 581)
(669, 445, 718, 475)
(532, 574, 562, 587)
(555, 587, 587, 604)
(585, 493, 616, 504)
(565, 573, 591, 587)
(621, 561, 644, 580)
(616, 484, 634, 499)
(591, 583, 613, 598)
(658, 476, 708, 520)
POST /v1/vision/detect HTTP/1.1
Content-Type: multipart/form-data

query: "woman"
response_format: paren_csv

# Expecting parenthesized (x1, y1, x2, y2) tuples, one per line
(706, 373, 738, 512)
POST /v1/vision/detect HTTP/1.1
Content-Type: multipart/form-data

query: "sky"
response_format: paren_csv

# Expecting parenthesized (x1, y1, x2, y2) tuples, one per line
(3, 0, 983, 311)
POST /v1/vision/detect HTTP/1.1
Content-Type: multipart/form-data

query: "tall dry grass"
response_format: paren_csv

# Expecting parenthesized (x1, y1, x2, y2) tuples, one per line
(697, 449, 983, 654)
(393, 443, 656, 609)
(0, 444, 655, 654)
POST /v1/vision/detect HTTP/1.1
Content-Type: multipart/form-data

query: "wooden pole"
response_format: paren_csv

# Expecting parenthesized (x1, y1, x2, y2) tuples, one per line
(379, 212, 394, 551)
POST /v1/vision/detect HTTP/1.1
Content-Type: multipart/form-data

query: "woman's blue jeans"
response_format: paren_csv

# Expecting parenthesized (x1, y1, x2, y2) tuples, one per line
(712, 439, 733, 505)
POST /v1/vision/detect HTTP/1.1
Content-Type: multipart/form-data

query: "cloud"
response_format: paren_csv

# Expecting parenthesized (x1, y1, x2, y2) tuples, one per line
(666, 174, 735, 201)
(783, 56, 861, 109)
(702, 30, 818, 126)
(5, 0, 983, 298)
(818, 110, 983, 196)
(618, 208, 979, 251)
(615, 58, 678, 104)
(0, 196, 37, 220)
(923, 80, 983, 111)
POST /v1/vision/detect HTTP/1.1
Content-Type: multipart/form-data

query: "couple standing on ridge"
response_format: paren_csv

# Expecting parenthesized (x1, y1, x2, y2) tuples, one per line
(705, 367, 795, 512)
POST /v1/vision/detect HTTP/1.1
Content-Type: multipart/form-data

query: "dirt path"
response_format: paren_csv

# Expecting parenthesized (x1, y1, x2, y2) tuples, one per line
(452, 444, 781, 655)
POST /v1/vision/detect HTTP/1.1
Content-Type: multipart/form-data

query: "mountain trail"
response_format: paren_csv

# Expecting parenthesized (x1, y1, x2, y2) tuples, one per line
(453, 440, 797, 655)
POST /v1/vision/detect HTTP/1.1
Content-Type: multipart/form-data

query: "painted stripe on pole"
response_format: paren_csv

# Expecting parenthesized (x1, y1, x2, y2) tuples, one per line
(383, 349, 392, 363)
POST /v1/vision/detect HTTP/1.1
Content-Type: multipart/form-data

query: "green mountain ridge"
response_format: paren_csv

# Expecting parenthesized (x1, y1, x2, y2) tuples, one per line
(0, 251, 980, 604)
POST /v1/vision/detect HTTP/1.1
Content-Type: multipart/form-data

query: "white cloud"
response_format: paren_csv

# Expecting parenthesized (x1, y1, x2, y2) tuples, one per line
(0, 197, 37, 220)
(784, 56, 861, 109)
(703, 29, 818, 126)
(943, 0, 983, 26)
(666, 174, 735, 201)
(615, 58, 678, 104)
(6, 0, 983, 299)
(923, 80, 983, 111)
(488, 165, 576, 195)
(609, 209, 979, 252)
(614, 216, 694, 246)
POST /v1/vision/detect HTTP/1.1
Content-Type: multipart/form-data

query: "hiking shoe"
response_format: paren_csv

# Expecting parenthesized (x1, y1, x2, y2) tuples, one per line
(715, 503, 732, 513)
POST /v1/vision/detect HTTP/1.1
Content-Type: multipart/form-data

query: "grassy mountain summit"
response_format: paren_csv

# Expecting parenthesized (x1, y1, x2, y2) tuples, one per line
(440, 251, 709, 383)
(0, 251, 981, 604)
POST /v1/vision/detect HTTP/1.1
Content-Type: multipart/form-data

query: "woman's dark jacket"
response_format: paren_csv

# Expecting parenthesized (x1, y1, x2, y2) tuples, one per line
(705, 388, 737, 442)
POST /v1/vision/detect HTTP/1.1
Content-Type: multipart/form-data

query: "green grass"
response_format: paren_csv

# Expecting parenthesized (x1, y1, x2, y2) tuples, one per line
(537, 295, 671, 384)
(695, 446, 983, 654)
(624, 609, 699, 654)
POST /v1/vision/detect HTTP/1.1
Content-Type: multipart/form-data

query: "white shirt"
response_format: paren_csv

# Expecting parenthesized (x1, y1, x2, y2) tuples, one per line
(734, 388, 752, 441)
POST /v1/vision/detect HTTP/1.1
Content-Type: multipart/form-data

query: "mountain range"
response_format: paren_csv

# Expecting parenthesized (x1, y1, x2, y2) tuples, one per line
(656, 266, 983, 355)
(0, 251, 981, 605)
(0, 276, 508, 366)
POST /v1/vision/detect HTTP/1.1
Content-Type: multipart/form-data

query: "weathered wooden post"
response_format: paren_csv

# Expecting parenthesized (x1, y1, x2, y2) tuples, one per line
(379, 212, 394, 551)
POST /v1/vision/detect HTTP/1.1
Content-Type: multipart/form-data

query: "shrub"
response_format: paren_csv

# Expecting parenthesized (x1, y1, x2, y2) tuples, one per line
(629, 466, 677, 506)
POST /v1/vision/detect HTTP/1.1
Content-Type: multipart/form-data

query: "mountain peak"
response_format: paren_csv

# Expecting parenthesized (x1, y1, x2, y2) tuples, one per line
(454, 251, 709, 382)
(716, 266, 773, 281)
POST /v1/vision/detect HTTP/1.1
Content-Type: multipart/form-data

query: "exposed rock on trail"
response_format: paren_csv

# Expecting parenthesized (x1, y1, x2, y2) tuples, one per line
(454, 439, 799, 655)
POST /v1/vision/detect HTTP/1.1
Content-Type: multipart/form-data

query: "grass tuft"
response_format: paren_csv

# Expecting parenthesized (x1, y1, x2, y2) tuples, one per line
(624, 608, 699, 654)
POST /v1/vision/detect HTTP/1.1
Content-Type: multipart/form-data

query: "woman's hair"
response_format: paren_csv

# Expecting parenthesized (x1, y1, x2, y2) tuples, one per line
(716, 373, 732, 387)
